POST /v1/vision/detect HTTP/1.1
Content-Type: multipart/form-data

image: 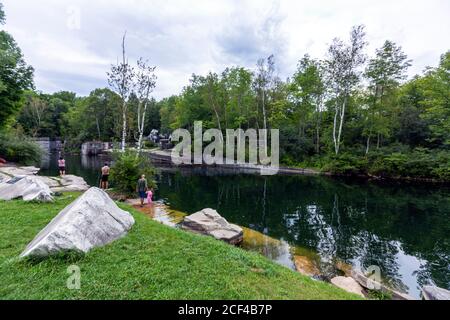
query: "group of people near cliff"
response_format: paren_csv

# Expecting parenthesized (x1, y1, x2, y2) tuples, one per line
(57, 156, 153, 205)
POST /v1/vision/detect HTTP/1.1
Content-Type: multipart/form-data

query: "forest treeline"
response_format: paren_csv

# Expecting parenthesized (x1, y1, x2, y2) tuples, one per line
(1, 2, 449, 180)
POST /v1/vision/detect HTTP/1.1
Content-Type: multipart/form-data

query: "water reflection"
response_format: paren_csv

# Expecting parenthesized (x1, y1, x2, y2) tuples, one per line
(155, 171, 450, 298)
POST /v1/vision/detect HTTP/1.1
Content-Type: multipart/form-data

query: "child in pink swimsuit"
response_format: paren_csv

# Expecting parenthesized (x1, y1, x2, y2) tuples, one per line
(147, 189, 153, 205)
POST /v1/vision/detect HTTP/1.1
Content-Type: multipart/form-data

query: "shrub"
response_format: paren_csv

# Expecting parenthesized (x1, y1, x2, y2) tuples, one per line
(143, 140, 157, 149)
(110, 150, 157, 195)
(321, 152, 369, 175)
(0, 131, 42, 165)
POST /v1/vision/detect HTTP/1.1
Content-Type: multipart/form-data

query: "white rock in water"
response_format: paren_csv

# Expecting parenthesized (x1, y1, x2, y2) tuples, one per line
(422, 286, 450, 300)
(20, 187, 135, 257)
(0, 176, 54, 202)
(331, 276, 365, 297)
(181, 208, 243, 245)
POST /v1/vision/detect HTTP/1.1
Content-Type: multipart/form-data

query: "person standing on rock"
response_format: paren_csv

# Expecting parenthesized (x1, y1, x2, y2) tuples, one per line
(100, 163, 110, 189)
(137, 174, 148, 207)
(58, 156, 66, 176)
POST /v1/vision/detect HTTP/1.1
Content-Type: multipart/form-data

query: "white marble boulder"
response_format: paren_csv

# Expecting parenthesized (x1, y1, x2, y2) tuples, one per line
(330, 276, 365, 297)
(20, 187, 135, 258)
(181, 208, 243, 245)
(422, 286, 450, 300)
(0, 176, 54, 202)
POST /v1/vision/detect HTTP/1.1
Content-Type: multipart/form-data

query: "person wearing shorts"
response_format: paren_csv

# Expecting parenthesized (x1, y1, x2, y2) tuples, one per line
(100, 163, 110, 189)
(58, 157, 66, 176)
(136, 174, 148, 206)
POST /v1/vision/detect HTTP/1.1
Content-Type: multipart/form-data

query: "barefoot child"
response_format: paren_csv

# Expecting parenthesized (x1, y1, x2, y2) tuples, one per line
(147, 188, 153, 205)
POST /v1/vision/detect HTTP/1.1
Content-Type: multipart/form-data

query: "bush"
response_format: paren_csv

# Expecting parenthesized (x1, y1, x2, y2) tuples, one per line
(143, 140, 157, 149)
(0, 132, 42, 165)
(321, 152, 369, 175)
(110, 150, 157, 195)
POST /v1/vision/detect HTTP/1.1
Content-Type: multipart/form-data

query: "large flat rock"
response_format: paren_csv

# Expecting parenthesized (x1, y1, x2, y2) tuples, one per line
(181, 208, 243, 245)
(0, 166, 40, 176)
(331, 276, 365, 297)
(422, 286, 450, 300)
(0, 176, 54, 202)
(20, 187, 135, 257)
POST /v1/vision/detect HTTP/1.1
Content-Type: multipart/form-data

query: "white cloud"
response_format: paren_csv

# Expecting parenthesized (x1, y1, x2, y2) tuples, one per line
(2, 0, 449, 98)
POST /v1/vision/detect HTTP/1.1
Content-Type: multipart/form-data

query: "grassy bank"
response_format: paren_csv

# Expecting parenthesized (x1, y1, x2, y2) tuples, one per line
(0, 193, 360, 300)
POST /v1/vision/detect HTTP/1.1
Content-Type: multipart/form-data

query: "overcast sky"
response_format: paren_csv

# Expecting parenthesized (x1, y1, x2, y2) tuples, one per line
(3, 0, 450, 99)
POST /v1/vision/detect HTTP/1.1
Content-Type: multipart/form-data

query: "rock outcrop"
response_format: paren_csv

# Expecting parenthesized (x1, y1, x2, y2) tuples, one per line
(181, 208, 243, 245)
(422, 285, 450, 300)
(0, 165, 90, 194)
(20, 187, 135, 257)
(331, 276, 365, 297)
(0, 176, 54, 202)
(49, 175, 90, 192)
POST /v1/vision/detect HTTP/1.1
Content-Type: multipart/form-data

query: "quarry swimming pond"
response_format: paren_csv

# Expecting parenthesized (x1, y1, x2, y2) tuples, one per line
(39, 153, 450, 299)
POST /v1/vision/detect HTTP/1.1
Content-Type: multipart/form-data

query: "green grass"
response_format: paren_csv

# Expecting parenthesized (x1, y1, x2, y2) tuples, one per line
(0, 193, 361, 300)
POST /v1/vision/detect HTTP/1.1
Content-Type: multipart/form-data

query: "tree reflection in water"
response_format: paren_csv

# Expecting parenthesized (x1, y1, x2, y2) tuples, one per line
(156, 170, 450, 298)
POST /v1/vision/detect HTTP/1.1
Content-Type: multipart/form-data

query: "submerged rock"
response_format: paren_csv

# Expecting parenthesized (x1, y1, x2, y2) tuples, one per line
(20, 187, 135, 257)
(181, 208, 243, 245)
(331, 276, 365, 297)
(351, 269, 415, 300)
(422, 286, 450, 300)
(0, 176, 54, 202)
(293, 255, 321, 277)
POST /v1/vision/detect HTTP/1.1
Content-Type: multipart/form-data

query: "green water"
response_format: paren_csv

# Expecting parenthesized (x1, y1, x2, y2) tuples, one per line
(39, 154, 450, 298)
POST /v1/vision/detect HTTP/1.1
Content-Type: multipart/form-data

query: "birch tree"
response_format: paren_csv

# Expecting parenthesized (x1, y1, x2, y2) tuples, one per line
(254, 55, 276, 134)
(325, 25, 367, 155)
(107, 32, 134, 151)
(135, 58, 157, 154)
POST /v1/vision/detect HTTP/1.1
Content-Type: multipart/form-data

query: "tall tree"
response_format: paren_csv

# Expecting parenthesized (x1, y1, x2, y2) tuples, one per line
(325, 25, 367, 155)
(289, 55, 325, 153)
(420, 52, 450, 147)
(0, 3, 34, 128)
(107, 32, 134, 151)
(134, 58, 157, 154)
(254, 55, 276, 135)
(364, 40, 411, 153)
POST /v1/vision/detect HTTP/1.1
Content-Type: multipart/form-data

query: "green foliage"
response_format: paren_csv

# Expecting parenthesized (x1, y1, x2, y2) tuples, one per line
(0, 131, 42, 165)
(0, 31, 34, 128)
(109, 150, 156, 195)
(321, 152, 369, 175)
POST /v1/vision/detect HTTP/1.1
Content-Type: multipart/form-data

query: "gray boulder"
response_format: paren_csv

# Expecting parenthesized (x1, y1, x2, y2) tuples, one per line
(181, 208, 243, 245)
(20, 187, 135, 257)
(422, 286, 450, 300)
(0, 176, 54, 202)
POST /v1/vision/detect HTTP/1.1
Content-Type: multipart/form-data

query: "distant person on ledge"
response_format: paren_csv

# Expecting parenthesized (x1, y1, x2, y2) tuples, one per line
(58, 156, 66, 176)
(100, 163, 110, 189)
(137, 174, 148, 207)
